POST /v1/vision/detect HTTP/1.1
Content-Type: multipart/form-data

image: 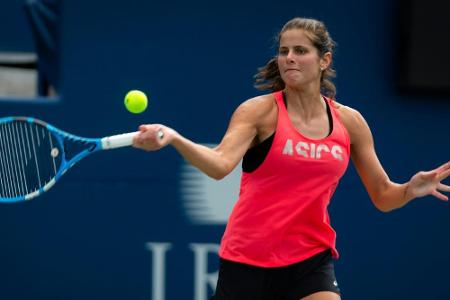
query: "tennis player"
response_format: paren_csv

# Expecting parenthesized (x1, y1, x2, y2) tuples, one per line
(133, 17, 450, 300)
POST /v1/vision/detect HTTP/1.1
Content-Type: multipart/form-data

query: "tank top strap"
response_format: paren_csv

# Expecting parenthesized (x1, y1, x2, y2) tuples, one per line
(273, 90, 290, 127)
(324, 96, 340, 122)
(323, 96, 351, 152)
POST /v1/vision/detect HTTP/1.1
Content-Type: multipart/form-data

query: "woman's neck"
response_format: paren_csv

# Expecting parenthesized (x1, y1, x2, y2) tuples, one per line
(284, 87, 325, 121)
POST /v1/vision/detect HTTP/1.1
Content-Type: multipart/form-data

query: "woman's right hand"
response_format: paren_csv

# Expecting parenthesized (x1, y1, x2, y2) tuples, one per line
(132, 124, 175, 151)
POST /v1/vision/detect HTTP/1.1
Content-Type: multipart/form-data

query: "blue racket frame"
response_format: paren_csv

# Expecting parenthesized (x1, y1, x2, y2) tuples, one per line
(0, 116, 103, 203)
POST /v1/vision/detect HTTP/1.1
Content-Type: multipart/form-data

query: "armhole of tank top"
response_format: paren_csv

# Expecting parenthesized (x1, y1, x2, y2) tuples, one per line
(241, 94, 281, 173)
(242, 132, 275, 173)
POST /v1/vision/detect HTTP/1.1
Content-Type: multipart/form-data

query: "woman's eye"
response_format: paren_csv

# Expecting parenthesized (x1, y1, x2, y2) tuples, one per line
(278, 49, 288, 56)
(295, 47, 307, 54)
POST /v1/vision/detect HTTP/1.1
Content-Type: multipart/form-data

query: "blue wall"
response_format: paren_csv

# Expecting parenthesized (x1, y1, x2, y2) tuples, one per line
(1, 1, 449, 299)
(0, 0, 34, 51)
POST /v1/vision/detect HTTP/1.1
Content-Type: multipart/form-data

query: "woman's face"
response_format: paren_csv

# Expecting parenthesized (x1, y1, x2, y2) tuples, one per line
(277, 29, 329, 88)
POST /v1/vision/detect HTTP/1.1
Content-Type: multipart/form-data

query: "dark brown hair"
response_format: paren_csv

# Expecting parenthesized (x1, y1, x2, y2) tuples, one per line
(254, 17, 337, 99)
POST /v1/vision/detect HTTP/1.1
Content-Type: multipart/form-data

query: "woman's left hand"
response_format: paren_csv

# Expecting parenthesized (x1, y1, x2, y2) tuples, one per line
(406, 161, 450, 201)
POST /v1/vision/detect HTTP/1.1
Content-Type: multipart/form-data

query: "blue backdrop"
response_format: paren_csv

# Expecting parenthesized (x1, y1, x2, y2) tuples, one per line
(1, 0, 449, 299)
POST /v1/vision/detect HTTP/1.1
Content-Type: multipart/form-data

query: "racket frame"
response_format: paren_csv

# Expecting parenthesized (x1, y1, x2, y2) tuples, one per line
(0, 116, 137, 203)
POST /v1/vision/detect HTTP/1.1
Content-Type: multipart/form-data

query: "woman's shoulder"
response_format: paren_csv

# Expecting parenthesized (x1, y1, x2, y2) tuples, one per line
(235, 93, 277, 119)
(332, 100, 361, 119)
(332, 100, 370, 136)
(241, 93, 276, 107)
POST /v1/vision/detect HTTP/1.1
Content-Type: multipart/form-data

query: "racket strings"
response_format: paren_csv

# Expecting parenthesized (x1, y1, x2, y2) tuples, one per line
(0, 121, 61, 199)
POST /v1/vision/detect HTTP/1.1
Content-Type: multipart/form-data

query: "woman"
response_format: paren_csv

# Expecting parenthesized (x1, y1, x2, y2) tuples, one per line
(133, 17, 450, 300)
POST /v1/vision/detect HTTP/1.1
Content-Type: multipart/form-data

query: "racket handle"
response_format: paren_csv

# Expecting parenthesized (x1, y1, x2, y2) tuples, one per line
(101, 131, 139, 149)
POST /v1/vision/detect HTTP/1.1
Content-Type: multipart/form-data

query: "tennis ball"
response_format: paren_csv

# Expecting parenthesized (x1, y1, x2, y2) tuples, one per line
(124, 90, 148, 114)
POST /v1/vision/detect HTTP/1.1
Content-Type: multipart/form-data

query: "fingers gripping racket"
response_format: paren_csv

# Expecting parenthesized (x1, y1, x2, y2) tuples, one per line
(0, 116, 148, 203)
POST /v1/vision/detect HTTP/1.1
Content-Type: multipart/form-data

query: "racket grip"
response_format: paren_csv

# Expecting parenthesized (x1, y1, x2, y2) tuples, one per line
(101, 131, 139, 149)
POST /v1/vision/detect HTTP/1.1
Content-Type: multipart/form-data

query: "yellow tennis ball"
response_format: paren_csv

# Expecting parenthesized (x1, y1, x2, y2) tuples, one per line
(124, 90, 148, 114)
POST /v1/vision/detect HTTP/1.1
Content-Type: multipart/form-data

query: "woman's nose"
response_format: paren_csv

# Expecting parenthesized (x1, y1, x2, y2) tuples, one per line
(286, 51, 295, 63)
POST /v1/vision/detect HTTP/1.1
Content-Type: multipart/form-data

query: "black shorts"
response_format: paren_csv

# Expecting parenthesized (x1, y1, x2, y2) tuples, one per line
(211, 250, 340, 300)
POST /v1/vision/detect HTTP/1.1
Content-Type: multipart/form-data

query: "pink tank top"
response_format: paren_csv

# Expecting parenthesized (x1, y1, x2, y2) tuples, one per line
(219, 91, 351, 267)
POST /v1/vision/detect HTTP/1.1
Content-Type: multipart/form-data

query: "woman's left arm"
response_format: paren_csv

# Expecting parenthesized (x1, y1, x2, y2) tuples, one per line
(339, 105, 450, 212)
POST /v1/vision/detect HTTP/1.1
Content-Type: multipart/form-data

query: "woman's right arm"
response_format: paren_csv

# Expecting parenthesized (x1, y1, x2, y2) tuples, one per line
(133, 96, 273, 180)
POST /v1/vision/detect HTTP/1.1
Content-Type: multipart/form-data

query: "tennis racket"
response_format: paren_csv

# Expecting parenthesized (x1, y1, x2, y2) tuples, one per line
(0, 116, 162, 203)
